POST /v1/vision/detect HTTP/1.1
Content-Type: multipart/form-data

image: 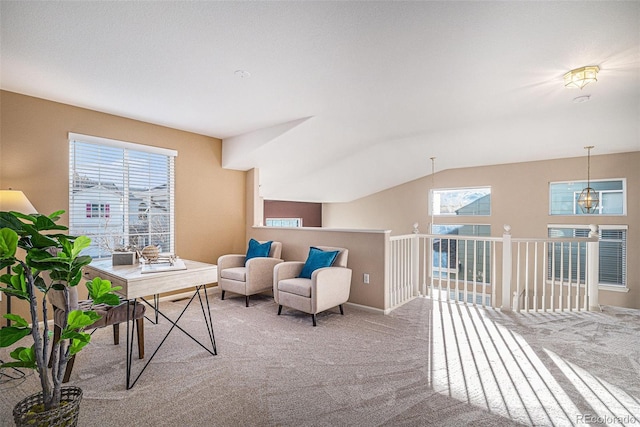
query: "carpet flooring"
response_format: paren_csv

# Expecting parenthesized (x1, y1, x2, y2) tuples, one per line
(1, 291, 639, 426)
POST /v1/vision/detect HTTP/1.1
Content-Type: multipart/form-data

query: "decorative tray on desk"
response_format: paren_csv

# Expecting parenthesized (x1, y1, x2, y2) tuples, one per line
(140, 257, 187, 274)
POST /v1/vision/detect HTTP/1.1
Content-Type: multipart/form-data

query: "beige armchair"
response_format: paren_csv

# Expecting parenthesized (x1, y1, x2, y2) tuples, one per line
(273, 246, 352, 326)
(218, 240, 283, 307)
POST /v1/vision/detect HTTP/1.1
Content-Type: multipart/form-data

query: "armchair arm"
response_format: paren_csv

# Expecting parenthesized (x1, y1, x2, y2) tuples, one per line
(217, 254, 246, 271)
(273, 261, 304, 282)
(311, 267, 353, 314)
(273, 261, 304, 304)
(245, 257, 283, 293)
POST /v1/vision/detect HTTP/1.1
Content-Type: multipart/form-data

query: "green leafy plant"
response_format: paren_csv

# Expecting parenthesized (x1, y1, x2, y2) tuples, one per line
(0, 210, 121, 411)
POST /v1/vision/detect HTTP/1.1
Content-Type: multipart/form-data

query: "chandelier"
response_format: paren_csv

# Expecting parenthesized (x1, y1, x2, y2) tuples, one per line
(577, 146, 599, 214)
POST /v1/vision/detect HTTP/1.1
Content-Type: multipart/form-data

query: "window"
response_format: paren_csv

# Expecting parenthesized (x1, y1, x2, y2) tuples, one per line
(547, 225, 627, 288)
(430, 187, 491, 216)
(431, 224, 492, 283)
(549, 179, 625, 215)
(69, 133, 177, 258)
(265, 218, 302, 227)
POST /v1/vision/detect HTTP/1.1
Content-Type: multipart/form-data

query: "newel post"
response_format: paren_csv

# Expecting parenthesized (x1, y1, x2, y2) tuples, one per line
(501, 225, 512, 311)
(587, 224, 600, 311)
(411, 235, 421, 297)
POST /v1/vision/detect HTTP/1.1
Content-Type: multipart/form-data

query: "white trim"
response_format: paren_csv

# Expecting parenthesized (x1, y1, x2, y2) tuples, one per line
(344, 301, 387, 315)
(69, 132, 178, 157)
(599, 284, 629, 293)
(548, 224, 628, 231)
(252, 226, 391, 234)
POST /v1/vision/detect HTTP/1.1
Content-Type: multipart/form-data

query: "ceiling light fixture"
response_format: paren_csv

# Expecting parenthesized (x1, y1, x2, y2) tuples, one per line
(577, 146, 599, 214)
(563, 66, 599, 89)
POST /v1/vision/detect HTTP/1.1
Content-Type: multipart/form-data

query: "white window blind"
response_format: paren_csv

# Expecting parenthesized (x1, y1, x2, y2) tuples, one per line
(265, 218, 302, 227)
(547, 225, 627, 287)
(69, 133, 176, 258)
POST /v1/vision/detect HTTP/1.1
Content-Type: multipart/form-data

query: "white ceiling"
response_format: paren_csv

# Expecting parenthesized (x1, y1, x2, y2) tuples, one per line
(2, 1, 639, 202)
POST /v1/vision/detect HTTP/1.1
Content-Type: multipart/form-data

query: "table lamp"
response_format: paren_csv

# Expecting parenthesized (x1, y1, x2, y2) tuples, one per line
(0, 190, 37, 326)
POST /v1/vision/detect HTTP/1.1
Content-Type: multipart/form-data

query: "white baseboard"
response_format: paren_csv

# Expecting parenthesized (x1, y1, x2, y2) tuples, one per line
(345, 301, 385, 315)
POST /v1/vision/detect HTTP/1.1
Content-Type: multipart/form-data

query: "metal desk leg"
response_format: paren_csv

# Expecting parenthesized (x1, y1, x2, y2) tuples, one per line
(125, 284, 216, 390)
(142, 294, 160, 325)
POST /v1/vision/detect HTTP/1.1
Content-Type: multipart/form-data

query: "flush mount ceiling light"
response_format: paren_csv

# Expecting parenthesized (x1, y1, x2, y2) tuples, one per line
(563, 66, 599, 89)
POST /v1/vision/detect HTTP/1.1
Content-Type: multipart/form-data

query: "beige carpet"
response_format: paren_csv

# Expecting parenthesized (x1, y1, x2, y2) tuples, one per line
(2, 291, 639, 426)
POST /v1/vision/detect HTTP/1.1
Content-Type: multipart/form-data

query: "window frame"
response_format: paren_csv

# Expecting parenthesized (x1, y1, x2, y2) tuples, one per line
(547, 224, 628, 290)
(429, 186, 492, 217)
(69, 132, 177, 258)
(265, 218, 302, 227)
(549, 178, 626, 216)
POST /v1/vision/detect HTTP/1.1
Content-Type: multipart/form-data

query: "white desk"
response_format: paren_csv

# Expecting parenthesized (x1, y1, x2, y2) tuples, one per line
(84, 259, 217, 299)
(84, 259, 218, 389)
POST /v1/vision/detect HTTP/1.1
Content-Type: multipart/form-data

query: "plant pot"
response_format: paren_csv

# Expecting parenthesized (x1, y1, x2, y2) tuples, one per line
(13, 386, 83, 427)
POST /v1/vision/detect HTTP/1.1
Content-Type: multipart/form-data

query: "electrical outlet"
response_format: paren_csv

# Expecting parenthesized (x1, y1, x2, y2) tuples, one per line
(363, 273, 370, 284)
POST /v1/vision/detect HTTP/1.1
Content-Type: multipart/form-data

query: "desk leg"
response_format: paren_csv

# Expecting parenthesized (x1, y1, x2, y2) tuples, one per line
(125, 300, 137, 390)
(125, 285, 217, 390)
(196, 285, 217, 354)
(154, 294, 159, 323)
(142, 294, 160, 325)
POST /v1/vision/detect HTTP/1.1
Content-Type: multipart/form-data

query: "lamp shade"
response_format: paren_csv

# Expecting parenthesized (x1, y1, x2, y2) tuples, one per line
(0, 190, 38, 214)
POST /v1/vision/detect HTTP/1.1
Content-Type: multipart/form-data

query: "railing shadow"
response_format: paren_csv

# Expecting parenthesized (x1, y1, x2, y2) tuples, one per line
(428, 300, 640, 426)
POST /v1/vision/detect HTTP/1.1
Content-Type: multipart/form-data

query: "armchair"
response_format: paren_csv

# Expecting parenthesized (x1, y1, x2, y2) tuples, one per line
(273, 246, 352, 326)
(218, 240, 283, 307)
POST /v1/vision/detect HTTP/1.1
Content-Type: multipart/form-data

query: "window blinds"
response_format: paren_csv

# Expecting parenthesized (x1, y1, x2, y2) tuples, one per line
(547, 225, 627, 287)
(69, 133, 176, 258)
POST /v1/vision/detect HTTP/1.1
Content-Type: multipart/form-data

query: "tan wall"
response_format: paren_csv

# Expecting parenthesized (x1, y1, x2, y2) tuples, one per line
(0, 90, 247, 320)
(248, 227, 389, 310)
(323, 153, 640, 309)
(264, 200, 323, 227)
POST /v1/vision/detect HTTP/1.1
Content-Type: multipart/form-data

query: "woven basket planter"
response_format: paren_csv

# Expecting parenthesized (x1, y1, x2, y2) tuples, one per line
(13, 386, 83, 427)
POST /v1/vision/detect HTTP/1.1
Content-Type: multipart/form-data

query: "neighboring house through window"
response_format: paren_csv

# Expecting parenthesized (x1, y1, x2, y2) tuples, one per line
(549, 179, 626, 215)
(431, 187, 491, 216)
(86, 203, 110, 218)
(431, 224, 492, 305)
(69, 133, 176, 258)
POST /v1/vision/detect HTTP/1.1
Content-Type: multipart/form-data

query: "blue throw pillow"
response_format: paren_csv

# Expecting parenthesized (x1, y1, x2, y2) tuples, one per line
(245, 239, 272, 266)
(298, 247, 339, 279)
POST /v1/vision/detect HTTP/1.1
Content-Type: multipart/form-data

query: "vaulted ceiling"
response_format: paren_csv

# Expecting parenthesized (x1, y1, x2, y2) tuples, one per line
(2, 1, 639, 202)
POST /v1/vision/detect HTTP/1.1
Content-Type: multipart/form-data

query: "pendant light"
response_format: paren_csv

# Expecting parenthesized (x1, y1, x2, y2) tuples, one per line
(577, 146, 599, 214)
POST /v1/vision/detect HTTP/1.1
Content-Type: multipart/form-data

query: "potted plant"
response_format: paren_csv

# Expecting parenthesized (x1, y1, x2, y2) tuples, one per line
(0, 210, 121, 426)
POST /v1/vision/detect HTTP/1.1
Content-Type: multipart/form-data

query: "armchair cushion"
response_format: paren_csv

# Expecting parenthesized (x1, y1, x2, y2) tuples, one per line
(220, 267, 247, 282)
(298, 247, 339, 279)
(278, 278, 312, 298)
(245, 239, 272, 265)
